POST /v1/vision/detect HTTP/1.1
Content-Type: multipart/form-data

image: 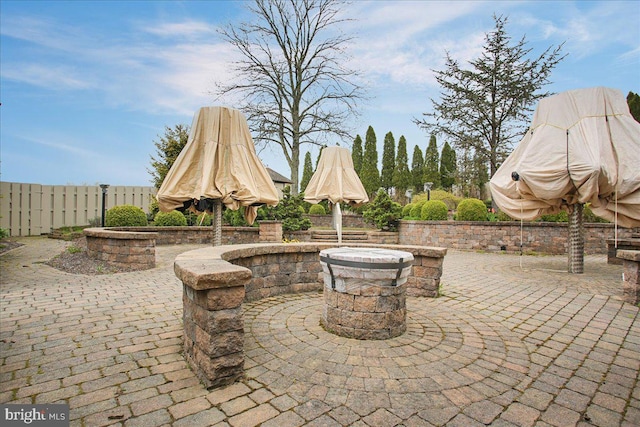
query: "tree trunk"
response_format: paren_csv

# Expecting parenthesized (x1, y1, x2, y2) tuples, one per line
(568, 203, 584, 274)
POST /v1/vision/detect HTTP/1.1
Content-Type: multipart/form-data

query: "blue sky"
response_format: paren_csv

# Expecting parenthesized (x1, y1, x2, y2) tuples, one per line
(1, 0, 639, 186)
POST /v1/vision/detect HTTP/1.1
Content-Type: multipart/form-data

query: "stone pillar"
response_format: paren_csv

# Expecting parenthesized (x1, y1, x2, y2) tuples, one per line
(259, 221, 282, 242)
(177, 260, 251, 389)
(618, 250, 640, 305)
(406, 254, 444, 298)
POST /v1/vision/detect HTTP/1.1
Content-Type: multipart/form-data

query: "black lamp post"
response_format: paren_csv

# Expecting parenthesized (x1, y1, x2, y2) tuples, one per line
(424, 182, 433, 201)
(100, 184, 110, 227)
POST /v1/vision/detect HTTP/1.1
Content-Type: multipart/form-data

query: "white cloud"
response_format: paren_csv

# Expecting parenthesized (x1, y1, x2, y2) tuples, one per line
(2, 14, 239, 117)
(2, 63, 92, 90)
(141, 20, 217, 38)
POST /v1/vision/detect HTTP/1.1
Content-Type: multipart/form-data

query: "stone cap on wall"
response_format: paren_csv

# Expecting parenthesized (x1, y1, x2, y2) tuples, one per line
(84, 227, 159, 240)
(174, 243, 447, 291)
(617, 250, 640, 262)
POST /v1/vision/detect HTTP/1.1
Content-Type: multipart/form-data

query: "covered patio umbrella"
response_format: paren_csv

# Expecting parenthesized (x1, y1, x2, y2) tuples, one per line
(490, 87, 640, 272)
(304, 146, 369, 243)
(157, 106, 279, 245)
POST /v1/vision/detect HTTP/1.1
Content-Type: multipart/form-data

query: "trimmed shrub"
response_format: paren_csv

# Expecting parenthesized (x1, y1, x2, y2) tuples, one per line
(105, 205, 148, 227)
(409, 200, 426, 219)
(224, 207, 250, 227)
(420, 200, 448, 220)
(154, 210, 187, 226)
(402, 203, 415, 218)
(496, 210, 514, 221)
(308, 204, 327, 215)
(197, 212, 213, 226)
(456, 198, 488, 221)
(413, 190, 461, 210)
(540, 210, 568, 222)
(363, 189, 403, 231)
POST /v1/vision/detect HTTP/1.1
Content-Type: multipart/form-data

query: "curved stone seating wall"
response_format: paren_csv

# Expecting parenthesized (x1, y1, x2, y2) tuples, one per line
(174, 242, 447, 389)
(84, 228, 157, 269)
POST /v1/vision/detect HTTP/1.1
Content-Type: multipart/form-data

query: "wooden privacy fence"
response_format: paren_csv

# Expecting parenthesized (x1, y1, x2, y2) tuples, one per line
(0, 182, 156, 237)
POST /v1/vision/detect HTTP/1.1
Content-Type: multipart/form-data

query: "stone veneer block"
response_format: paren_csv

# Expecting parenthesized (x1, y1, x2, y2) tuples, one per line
(618, 250, 640, 305)
(319, 247, 413, 340)
(176, 251, 251, 389)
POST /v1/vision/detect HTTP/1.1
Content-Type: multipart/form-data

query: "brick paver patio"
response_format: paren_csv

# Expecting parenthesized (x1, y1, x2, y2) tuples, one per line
(1, 237, 638, 426)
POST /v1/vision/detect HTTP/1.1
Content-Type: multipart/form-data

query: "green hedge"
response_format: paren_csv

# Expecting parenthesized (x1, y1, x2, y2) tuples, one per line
(154, 210, 187, 226)
(420, 200, 448, 220)
(105, 205, 148, 227)
(456, 198, 488, 221)
(308, 204, 327, 215)
(409, 200, 426, 219)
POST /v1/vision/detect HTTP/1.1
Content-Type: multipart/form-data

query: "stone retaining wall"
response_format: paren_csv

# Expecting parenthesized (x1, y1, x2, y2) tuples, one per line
(399, 221, 638, 255)
(85, 228, 157, 269)
(110, 226, 258, 245)
(174, 242, 446, 388)
(305, 214, 371, 229)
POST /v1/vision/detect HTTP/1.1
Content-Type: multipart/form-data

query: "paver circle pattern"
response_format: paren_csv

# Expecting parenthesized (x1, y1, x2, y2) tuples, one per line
(244, 293, 530, 410)
(2, 237, 639, 427)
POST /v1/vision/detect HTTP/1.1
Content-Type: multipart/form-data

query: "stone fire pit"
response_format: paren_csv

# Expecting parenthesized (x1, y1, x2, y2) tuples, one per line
(320, 247, 413, 340)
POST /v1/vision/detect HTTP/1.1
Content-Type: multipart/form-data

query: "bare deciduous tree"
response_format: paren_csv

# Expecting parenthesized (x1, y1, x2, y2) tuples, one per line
(217, 0, 364, 194)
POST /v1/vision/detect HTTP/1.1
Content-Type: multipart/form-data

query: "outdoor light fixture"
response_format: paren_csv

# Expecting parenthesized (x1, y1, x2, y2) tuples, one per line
(424, 182, 433, 200)
(100, 184, 110, 227)
(405, 189, 413, 203)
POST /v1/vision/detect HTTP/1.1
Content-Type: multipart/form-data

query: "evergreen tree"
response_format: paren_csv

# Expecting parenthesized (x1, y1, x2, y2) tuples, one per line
(300, 151, 314, 192)
(628, 91, 640, 123)
(148, 124, 190, 189)
(440, 141, 457, 191)
(411, 145, 424, 192)
(393, 135, 411, 201)
(352, 134, 363, 175)
(381, 132, 396, 191)
(474, 151, 490, 198)
(360, 126, 380, 197)
(424, 134, 441, 189)
(416, 15, 565, 176)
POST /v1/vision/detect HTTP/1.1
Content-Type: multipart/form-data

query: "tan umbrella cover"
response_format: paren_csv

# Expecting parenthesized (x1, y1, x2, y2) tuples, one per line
(304, 146, 368, 244)
(490, 87, 640, 228)
(156, 106, 279, 224)
(303, 146, 369, 205)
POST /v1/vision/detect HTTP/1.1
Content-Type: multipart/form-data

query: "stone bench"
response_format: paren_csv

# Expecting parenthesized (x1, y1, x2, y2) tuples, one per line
(174, 242, 447, 389)
(607, 238, 640, 264)
(618, 250, 640, 305)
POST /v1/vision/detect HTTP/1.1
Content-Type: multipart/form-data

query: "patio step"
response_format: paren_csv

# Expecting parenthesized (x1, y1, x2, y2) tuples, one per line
(310, 230, 369, 242)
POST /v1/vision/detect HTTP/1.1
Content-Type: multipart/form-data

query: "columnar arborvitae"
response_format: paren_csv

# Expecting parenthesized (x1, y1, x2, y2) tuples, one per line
(440, 141, 456, 191)
(360, 126, 380, 197)
(381, 132, 396, 191)
(424, 134, 441, 189)
(411, 145, 424, 192)
(352, 135, 363, 175)
(393, 135, 411, 197)
(300, 151, 314, 192)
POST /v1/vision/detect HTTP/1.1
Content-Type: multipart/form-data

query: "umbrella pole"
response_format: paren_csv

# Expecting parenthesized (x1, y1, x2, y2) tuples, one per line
(212, 200, 222, 246)
(568, 203, 584, 274)
(331, 202, 343, 245)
